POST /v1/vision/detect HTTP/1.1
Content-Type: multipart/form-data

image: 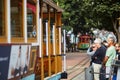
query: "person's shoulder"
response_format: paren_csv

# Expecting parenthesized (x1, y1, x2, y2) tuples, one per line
(110, 46, 115, 50)
(107, 46, 115, 52)
(99, 45, 106, 50)
(101, 45, 105, 48)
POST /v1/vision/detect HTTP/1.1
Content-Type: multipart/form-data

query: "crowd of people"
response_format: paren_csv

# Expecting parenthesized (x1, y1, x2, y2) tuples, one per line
(87, 36, 120, 80)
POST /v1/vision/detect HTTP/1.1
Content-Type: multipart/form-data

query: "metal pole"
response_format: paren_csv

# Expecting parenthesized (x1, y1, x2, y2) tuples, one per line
(63, 29, 66, 71)
(53, 25, 56, 55)
(39, 19, 42, 57)
(46, 21, 48, 56)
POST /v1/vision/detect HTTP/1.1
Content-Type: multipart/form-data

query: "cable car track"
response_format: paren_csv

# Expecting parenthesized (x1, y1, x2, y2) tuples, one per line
(66, 55, 90, 79)
(67, 57, 90, 74)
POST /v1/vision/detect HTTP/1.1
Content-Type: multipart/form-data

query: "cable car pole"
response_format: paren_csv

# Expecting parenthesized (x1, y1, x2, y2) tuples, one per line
(61, 29, 67, 79)
(63, 29, 66, 71)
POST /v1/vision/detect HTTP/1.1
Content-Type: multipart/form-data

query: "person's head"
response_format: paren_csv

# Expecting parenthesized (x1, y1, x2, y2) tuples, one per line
(107, 37, 115, 47)
(115, 43, 120, 51)
(94, 38, 102, 48)
(92, 43, 98, 51)
(102, 40, 108, 47)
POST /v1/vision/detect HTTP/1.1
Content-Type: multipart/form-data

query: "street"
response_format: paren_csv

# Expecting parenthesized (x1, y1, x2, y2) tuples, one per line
(61, 52, 90, 80)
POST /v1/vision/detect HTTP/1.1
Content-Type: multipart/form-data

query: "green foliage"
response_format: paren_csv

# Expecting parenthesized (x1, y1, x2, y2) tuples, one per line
(53, 0, 120, 33)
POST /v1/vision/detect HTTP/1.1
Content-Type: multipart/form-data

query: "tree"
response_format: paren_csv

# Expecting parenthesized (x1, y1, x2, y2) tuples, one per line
(53, 0, 120, 42)
(89, 0, 120, 42)
(53, 0, 87, 34)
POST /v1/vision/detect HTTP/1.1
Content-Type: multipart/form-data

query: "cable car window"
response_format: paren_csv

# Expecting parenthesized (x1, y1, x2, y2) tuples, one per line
(11, 0, 23, 37)
(27, 1, 36, 38)
(0, 0, 5, 36)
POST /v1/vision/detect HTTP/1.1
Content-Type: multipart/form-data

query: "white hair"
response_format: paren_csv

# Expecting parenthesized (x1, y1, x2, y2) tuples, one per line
(94, 38, 102, 44)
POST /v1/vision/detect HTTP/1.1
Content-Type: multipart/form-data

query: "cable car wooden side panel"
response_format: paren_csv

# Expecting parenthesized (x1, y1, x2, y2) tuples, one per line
(0, 0, 63, 80)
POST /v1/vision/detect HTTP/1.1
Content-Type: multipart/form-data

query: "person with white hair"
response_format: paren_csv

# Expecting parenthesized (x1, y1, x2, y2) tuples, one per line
(87, 43, 98, 65)
(107, 32, 117, 43)
(103, 37, 116, 80)
(92, 38, 106, 80)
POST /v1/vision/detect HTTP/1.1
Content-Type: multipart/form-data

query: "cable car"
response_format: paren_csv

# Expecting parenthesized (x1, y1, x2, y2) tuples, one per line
(77, 35, 91, 50)
(0, 0, 64, 80)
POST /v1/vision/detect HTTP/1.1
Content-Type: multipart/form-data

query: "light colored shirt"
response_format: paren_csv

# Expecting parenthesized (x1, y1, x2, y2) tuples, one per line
(105, 46, 116, 67)
(87, 47, 95, 56)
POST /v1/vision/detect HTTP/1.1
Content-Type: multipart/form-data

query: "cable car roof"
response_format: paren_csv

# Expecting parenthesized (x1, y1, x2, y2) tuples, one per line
(43, 0, 64, 12)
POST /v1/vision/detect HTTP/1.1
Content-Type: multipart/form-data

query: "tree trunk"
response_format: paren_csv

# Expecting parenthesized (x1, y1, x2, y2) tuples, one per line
(112, 19, 120, 42)
(117, 33, 120, 43)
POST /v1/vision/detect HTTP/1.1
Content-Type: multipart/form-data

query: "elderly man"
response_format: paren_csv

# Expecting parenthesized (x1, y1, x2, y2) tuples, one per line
(92, 38, 106, 80)
(87, 43, 98, 65)
(103, 37, 116, 80)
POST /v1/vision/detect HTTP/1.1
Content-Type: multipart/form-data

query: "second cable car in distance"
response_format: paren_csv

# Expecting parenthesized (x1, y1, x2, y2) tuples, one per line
(77, 35, 91, 50)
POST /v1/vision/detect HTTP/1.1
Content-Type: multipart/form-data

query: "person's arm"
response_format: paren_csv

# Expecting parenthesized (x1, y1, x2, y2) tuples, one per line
(102, 48, 111, 66)
(102, 56, 109, 65)
(87, 47, 95, 56)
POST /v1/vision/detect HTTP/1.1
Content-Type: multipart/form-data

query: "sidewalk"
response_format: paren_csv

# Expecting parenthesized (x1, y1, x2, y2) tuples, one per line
(71, 57, 90, 80)
(61, 52, 90, 80)
(72, 71, 85, 80)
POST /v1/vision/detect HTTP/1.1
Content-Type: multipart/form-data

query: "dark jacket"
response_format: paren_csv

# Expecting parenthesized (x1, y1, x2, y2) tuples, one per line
(92, 45, 106, 64)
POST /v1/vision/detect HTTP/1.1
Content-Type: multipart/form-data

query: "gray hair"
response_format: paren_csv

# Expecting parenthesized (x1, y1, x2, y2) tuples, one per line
(94, 38, 102, 44)
(108, 37, 115, 43)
